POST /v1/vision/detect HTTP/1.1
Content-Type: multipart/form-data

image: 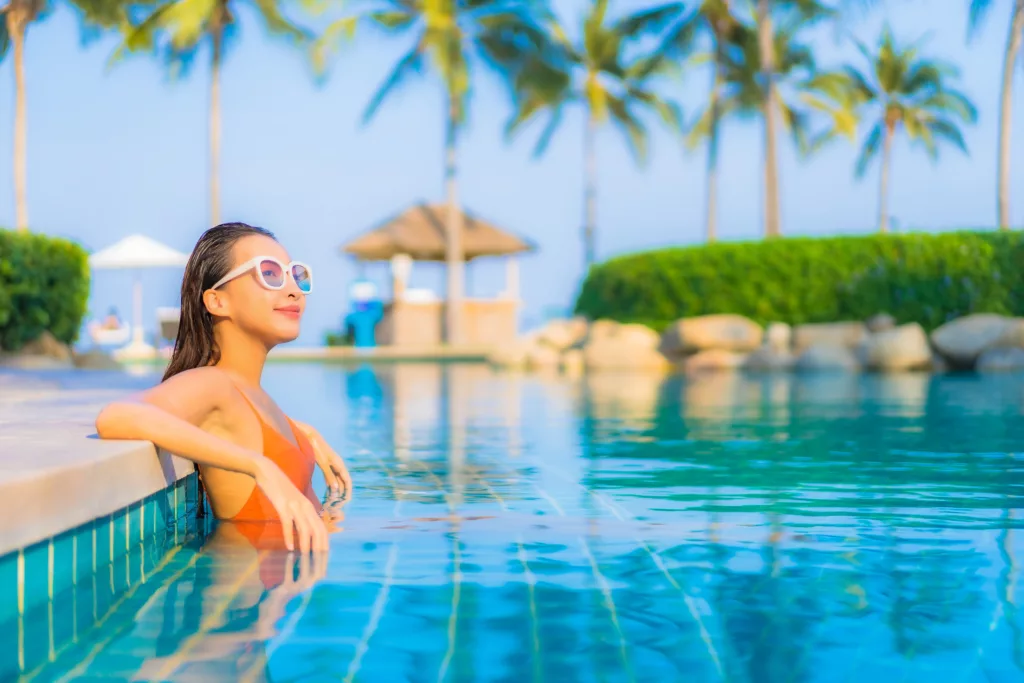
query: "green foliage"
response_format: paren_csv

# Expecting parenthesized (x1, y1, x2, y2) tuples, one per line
(0, 230, 90, 351)
(574, 231, 1024, 331)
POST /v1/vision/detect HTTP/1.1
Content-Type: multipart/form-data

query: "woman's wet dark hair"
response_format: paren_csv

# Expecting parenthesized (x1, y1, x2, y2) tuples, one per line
(163, 222, 276, 382)
(162, 222, 276, 519)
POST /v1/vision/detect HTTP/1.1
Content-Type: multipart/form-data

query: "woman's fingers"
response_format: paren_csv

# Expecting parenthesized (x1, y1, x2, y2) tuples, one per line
(278, 508, 296, 552)
(321, 464, 340, 492)
(291, 501, 313, 555)
(331, 455, 352, 491)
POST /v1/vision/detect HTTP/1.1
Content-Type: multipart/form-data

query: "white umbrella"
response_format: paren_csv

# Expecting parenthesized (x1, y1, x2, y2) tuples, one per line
(89, 234, 190, 352)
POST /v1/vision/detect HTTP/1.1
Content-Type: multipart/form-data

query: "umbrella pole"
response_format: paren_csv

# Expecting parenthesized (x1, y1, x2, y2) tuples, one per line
(132, 274, 144, 346)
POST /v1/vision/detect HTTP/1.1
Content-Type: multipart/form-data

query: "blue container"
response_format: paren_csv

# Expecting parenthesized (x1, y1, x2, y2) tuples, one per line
(345, 280, 383, 348)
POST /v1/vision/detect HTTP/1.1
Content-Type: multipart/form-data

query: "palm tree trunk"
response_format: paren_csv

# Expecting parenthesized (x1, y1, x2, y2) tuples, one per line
(209, 28, 223, 226)
(878, 125, 894, 234)
(8, 6, 29, 232)
(706, 51, 723, 244)
(757, 0, 780, 239)
(444, 96, 465, 345)
(997, 0, 1024, 231)
(583, 113, 597, 268)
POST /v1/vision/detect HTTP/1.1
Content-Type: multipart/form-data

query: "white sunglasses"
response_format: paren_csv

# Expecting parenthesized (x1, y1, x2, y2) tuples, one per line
(211, 256, 314, 294)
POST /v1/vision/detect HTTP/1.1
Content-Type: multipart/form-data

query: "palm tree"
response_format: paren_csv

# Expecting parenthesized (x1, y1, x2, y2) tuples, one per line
(969, 0, 1024, 231)
(349, 0, 547, 344)
(0, 0, 124, 231)
(753, 0, 833, 239)
(818, 29, 976, 233)
(115, 0, 310, 226)
(504, 0, 684, 269)
(686, 19, 820, 238)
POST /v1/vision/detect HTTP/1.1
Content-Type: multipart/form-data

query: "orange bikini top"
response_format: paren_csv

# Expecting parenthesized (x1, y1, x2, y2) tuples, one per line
(230, 386, 321, 523)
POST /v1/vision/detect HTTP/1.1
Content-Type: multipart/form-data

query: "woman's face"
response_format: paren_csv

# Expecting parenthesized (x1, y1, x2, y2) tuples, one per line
(209, 234, 307, 345)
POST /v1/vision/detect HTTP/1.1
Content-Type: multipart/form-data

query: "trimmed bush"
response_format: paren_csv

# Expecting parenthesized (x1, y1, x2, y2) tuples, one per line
(0, 230, 90, 351)
(574, 231, 1024, 332)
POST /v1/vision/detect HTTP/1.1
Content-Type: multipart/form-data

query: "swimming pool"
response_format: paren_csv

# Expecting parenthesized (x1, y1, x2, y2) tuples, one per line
(9, 364, 1024, 681)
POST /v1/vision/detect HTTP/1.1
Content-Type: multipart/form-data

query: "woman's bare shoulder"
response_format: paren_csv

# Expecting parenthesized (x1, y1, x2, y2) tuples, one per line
(139, 366, 237, 417)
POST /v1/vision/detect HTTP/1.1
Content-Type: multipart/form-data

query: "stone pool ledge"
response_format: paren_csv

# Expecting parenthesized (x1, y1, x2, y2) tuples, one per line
(0, 370, 192, 556)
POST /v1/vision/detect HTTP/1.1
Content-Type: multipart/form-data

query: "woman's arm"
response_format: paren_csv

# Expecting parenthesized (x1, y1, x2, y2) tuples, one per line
(291, 420, 353, 493)
(96, 368, 328, 553)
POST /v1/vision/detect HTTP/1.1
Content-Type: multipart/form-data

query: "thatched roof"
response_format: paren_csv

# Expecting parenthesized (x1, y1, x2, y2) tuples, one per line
(341, 203, 536, 262)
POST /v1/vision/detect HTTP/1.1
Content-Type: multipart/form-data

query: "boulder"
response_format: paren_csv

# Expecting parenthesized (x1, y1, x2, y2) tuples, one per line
(795, 344, 861, 373)
(537, 317, 589, 351)
(930, 352, 949, 374)
(976, 347, 1024, 373)
(931, 314, 1012, 367)
(743, 346, 796, 372)
(73, 349, 122, 370)
(991, 318, 1024, 350)
(582, 322, 669, 371)
(526, 344, 561, 370)
(866, 313, 896, 333)
(488, 341, 532, 368)
(561, 349, 585, 376)
(661, 314, 763, 355)
(683, 349, 749, 374)
(863, 323, 931, 372)
(19, 331, 73, 363)
(793, 322, 869, 353)
(765, 323, 792, 352)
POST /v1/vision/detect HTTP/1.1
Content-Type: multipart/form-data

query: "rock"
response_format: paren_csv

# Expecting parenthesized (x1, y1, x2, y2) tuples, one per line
(661, 314, 763, 355)
(683, 349, 749, 374)
(73, 349, 122, 370)
(19, 331, 73, 363)
(765, 323, 792, 352)
(561, 349, 585, 376)
(537, 317, 589, 351)
(488, 341, 532, 368)
(866, 313, 896, 333)
(930, 352, 949, 374)
(582, 322, 669, 371)
(976, 347, 1024, 373)
(795, 344, 861, 373)
(863, 323, 931, 372)
(793, 322, 869, 353)
(0, 354, 73, 369)
(991, 318, 1024, 349)
(931, 314, 1012, 367)
(743, 346, 796, 372)
(526, 344, 561, 370)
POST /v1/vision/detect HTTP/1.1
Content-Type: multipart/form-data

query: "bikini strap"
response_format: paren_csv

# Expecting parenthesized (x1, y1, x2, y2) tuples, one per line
(222, 372, 267, 427)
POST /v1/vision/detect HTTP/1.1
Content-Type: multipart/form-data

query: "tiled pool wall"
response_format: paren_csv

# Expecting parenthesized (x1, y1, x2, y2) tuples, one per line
(0, 473, 212, 681)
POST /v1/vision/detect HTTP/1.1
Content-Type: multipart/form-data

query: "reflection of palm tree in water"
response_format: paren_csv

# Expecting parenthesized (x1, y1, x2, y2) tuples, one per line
(997, 509, 1023, 673)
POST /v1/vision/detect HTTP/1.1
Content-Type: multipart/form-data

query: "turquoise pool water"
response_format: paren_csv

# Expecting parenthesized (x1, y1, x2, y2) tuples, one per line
(10, 364, 1024, 682)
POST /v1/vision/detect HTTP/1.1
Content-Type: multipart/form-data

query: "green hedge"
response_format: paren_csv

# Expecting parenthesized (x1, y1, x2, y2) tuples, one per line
(0, 230, 90, 351)
(574, 231, 1024, 332)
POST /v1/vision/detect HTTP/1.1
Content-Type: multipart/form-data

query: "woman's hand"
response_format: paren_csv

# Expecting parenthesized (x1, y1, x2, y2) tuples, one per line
(252, 457, 328, 554)
(304, 430, 353, 494)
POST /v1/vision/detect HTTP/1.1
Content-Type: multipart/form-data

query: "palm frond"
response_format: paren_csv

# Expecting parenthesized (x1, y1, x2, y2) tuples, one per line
(310, 16, 357, 77)
(613, 2, 684, 39)
(363, 37, 426, 122)
(855, 121, 883, 177)
(967, 0, 994, 40)
(252, 0, 309, 42)
(607, 93, 648, 164)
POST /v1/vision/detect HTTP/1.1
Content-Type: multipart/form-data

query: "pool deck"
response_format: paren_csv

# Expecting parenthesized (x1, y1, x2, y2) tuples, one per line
(114, 344, 495, 364)
(0, 370, 192, 556)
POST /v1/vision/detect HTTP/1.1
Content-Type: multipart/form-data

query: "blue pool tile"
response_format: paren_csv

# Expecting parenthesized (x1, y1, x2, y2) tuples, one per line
(95, 516, 112, 569)
(128, 501, 143, 550)
(111, 508, 130, 560)
(0, 611, 19, 676)
(74, 520, 96, 586)
(21, 602, 50, 675)
(51, 585, 76, 659)
(52, 530, 75, 599)
(0, 551, 18, 619)
(143, 495, 160, 539)
(22, 540, 49, 615)
(111, 551, 129, 596)
(74, 576, 98, 634)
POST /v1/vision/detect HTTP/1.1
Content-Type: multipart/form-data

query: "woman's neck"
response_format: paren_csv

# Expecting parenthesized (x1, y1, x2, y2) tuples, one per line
(214, 327, 270, 387)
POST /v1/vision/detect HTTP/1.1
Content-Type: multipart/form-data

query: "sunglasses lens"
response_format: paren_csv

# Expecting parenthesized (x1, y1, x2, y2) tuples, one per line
(292, 264, 312, 293)
(259, 260, 285, 288)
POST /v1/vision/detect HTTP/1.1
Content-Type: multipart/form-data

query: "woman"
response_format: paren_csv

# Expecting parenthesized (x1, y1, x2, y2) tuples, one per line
(96, 222, 351, 554)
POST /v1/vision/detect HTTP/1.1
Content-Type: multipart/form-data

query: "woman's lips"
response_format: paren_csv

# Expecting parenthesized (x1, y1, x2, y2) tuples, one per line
(275, 305, 301, 319)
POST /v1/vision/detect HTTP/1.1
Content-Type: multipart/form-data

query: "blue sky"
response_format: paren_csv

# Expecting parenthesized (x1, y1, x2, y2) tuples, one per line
(0, 0, 1019, 345)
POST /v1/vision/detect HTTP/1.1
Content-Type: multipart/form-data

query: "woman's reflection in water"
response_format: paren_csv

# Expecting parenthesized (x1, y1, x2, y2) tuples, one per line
(137, 492, 347, 681)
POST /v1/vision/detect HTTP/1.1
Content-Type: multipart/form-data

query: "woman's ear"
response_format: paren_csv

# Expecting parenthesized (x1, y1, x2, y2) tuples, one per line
(203, 289, 229, 318)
